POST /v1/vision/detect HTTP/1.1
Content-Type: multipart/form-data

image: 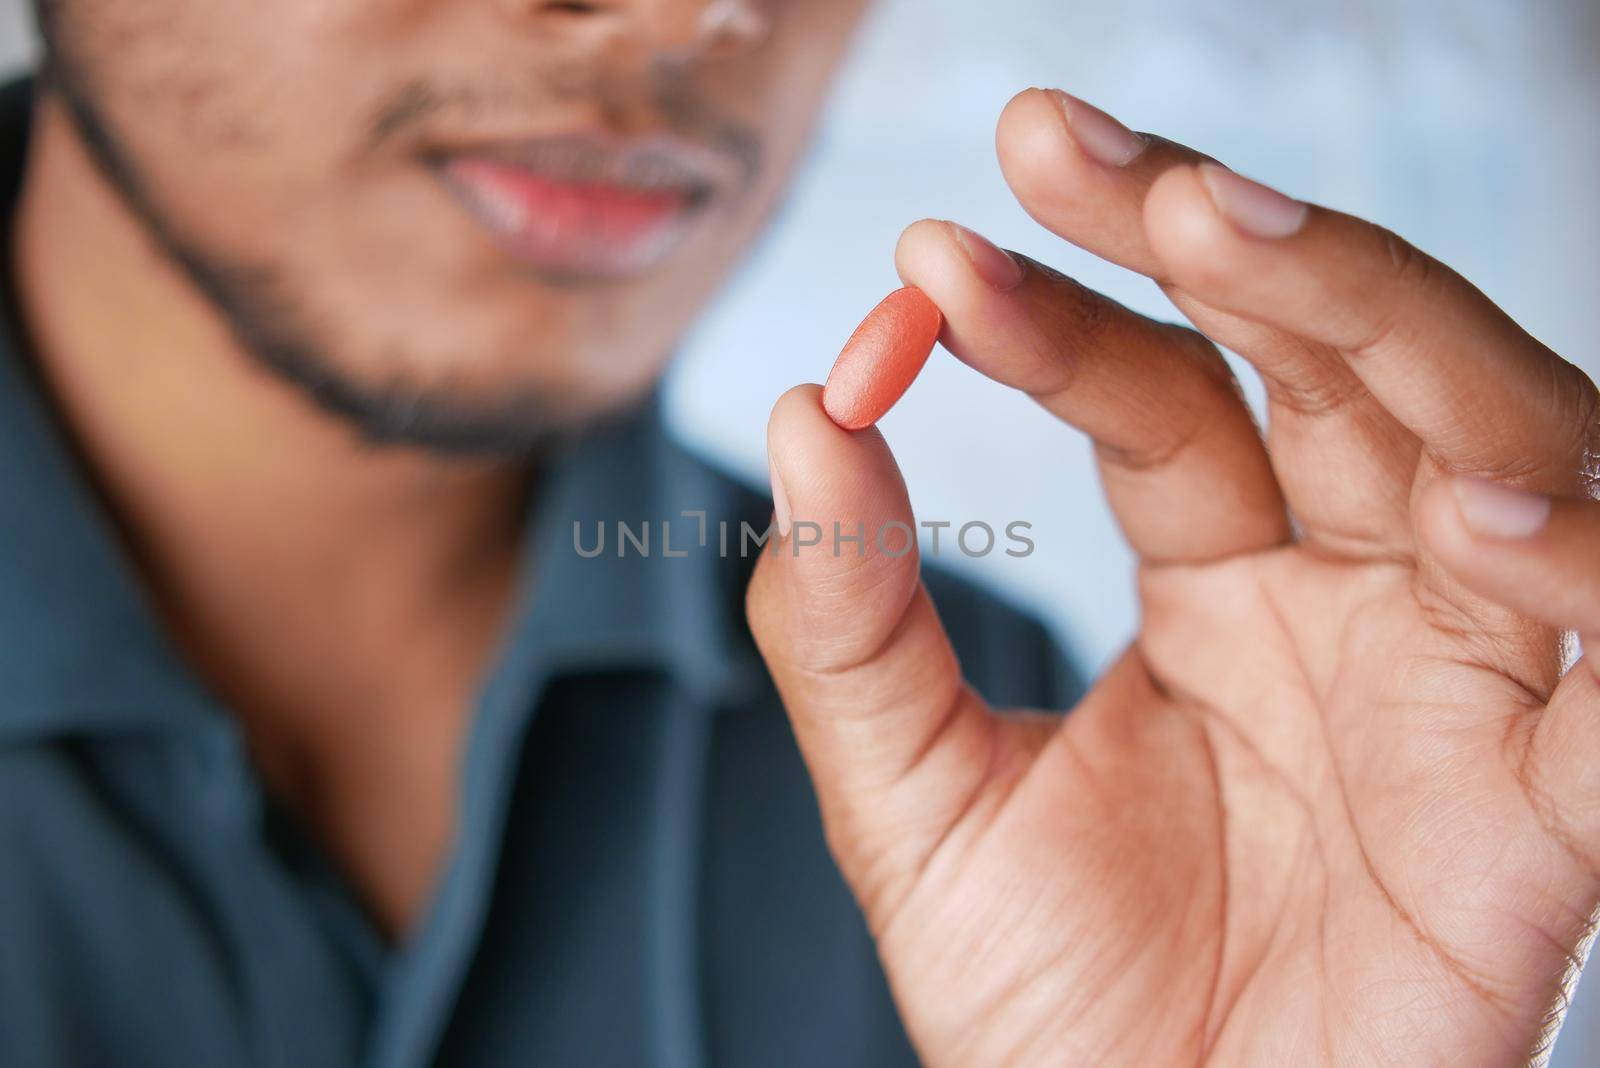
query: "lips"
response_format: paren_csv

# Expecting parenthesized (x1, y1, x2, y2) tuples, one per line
(433, 134, 722, 280)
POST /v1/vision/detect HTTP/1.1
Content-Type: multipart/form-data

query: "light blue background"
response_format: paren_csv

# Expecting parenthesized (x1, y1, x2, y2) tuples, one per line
(665, 3, 1600, 1062)
(2, 0, 1596, 1061)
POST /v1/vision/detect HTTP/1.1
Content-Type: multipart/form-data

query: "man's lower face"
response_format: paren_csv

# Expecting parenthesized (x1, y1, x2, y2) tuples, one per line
(36, 0, 868, 451)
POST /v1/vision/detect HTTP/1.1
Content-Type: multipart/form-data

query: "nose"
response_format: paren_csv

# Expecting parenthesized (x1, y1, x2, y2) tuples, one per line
(513, 0, 771, 60)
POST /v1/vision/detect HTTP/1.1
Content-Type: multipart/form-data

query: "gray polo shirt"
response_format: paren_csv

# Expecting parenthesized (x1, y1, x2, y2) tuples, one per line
(0, 75, 1079, 1068)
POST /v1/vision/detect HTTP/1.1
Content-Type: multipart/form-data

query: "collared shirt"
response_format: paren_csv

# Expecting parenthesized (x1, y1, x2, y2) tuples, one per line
(0, 74, 1079, 1068)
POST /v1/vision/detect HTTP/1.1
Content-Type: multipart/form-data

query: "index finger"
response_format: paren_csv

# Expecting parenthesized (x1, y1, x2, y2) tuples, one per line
(893, 220, 1289, 565)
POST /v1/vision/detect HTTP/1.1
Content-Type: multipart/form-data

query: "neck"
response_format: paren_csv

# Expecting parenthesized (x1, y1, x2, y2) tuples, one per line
(13, 89, 528, 937)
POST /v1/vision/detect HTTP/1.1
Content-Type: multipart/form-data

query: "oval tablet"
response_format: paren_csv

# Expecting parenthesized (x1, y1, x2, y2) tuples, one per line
(821, 287, 943, 430)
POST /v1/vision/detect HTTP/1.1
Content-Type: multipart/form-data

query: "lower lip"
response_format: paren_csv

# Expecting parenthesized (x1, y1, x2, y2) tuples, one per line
(439, 155, 703, 280)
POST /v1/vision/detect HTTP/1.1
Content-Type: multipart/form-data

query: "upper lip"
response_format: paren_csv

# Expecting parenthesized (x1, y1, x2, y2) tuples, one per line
(423, 130, 736, 205)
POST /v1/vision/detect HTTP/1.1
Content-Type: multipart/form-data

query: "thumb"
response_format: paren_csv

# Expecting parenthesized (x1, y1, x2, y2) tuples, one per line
(746, 384, 999, 928)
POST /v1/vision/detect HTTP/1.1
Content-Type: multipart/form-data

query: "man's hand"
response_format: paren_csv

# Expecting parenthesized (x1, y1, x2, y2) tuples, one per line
(746, 89, 1600, 1067)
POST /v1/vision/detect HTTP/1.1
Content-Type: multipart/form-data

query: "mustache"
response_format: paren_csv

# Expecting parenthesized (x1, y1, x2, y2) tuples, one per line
(364, 64, 763, 190)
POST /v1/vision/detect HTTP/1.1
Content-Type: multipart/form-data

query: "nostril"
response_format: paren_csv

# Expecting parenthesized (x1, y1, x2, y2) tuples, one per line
(527, 0, 768, 57)
(698, 0, 770, 56)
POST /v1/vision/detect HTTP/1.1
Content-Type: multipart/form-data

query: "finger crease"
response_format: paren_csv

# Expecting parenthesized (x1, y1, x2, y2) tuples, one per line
(1094, 416, 1209, 473)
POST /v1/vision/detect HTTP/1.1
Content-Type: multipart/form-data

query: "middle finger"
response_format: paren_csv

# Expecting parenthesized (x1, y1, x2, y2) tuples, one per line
(995, 87, 1422, 556)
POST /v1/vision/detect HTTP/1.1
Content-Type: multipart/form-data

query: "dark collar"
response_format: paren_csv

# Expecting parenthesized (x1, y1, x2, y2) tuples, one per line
(0, 73, 764, 744)
(500, 402, 769, 709)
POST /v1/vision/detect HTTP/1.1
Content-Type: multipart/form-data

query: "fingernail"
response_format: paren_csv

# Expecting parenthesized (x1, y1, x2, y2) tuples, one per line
(1198, 163, 1307, 239)
(1453, 477, 1551, 540)
(769, 454, 792, 538)
(1052, 90, 1146, 168)
(946, 222, 1025, 291)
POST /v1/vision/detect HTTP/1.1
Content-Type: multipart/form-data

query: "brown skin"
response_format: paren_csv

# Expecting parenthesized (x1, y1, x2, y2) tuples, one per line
(750, 90, 1600, 1065)
(15, 0, 868, 937)
(16, 0, 1600, 1060)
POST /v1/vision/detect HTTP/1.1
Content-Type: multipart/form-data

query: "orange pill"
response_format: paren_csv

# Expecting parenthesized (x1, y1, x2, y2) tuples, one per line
(821, 287, 943, 431)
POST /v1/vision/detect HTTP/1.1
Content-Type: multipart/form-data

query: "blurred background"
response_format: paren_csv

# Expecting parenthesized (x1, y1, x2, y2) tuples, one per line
(673, 2, 1600, 1051)
(1, 0, 1596, 1061)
